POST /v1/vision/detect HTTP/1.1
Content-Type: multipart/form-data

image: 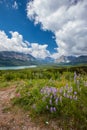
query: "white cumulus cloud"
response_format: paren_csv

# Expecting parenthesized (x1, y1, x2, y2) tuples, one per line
(27, 0, 87, 57)
(12, 1, 18, 9)
(0, 30, 50, 59)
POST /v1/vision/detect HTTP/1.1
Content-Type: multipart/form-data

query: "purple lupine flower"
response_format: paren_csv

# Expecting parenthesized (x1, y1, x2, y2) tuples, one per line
(53, 88, 57, 96)
(69, 87, 73, 93)
(69, 95, 72, 99)
(59, 87, 63, 94)
(53, 107, 56, 112)
(65, 84, 68, 90)
(50, 87, 57, 95)
(55, 97, 58, 105)
(74, 91, 77, 95)
(40, 89, 43, 94)
(50, 107, 53, 113)
(49, 99, 52, 105)
(54, 88, 58, 93)
(41, 86, 58, 96)
(50, 87, 53, 93)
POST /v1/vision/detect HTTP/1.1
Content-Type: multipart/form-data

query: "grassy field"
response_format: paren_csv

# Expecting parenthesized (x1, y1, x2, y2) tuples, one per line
(0, 65, 87, 129)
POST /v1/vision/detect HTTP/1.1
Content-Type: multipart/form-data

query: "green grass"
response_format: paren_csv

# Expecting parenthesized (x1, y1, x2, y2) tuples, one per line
(0, 65, 87, 129)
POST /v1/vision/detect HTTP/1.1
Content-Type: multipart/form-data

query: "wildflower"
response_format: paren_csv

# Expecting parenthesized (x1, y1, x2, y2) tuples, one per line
(64, 93, 67, 98)
(69, 95, 72, 99)
(53, 107, 56, 112)
(55, 97, 58, 105)
(74, 91, 77, 95)
(59, 87, 63, 94)
(16, 93, 20, 98)
(45, 121, 49, 125)
(50, 107, 53, 113)
(49, 99, 52, 105)
(69, 87, 73, 93)
(65, 84, 68, 89)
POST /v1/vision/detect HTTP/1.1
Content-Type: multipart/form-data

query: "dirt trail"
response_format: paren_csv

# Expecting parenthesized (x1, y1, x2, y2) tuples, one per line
(0, 87, 59, 130)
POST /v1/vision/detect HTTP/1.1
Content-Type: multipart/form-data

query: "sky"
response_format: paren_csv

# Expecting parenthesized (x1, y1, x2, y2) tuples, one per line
(0, 0, 87, 59)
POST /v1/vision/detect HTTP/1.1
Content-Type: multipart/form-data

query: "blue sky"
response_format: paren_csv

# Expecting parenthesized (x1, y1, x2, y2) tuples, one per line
(0, 0, 57, 53)
(0, 0, 87, 59)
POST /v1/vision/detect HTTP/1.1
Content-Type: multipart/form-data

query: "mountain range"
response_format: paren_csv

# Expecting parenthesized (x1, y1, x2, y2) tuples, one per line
(0, 51, 37, 66)
(55, 55, 87, 65)
(0, 51, 87, 66)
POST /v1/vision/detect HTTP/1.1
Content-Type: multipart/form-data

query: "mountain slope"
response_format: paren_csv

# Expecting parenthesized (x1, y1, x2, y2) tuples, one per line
(55, 55, 87, 65)
(0, 51, 37, 66)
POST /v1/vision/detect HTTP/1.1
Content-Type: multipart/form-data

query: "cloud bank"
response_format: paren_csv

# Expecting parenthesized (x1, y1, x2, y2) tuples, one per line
(27, 0, 87, 56)
(0, 30, 50, 59)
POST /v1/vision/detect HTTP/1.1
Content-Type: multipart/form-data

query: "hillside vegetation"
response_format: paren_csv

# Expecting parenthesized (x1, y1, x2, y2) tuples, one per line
(0, 65, 87, 129)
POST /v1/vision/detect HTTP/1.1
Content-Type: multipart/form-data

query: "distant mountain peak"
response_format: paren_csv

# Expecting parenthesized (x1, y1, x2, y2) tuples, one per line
(55, 55, 87, 64)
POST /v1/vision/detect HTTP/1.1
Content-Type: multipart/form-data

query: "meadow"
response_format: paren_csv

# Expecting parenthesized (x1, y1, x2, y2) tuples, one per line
(0, 65, 87, 129)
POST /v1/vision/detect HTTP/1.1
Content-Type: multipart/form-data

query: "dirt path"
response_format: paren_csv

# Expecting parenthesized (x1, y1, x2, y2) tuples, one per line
(0, 87, 60, 130)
